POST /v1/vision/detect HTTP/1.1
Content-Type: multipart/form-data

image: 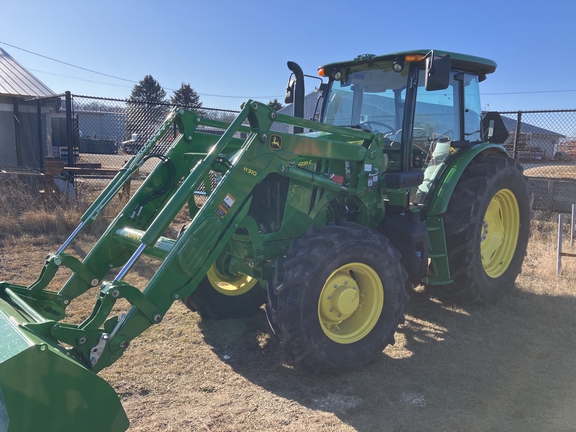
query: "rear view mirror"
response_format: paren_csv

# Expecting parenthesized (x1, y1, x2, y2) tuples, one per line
(285, 77, 296, 104)
(482, 112, 509, 144)
(425, 52, 451, 91)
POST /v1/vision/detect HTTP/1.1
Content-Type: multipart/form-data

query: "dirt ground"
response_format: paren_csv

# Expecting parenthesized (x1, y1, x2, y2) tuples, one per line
(2, 220, 576, 431)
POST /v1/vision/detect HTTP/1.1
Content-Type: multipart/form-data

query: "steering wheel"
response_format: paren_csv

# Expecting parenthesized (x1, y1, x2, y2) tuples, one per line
(359, 121, 395, 134)
(436, 130, 453, 142)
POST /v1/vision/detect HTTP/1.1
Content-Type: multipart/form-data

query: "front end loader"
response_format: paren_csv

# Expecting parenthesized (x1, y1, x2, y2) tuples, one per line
(0, 50, 529, 431)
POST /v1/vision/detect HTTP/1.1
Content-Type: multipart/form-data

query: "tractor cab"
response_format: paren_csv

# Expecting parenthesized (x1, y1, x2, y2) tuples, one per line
(317, 50, 506, 203)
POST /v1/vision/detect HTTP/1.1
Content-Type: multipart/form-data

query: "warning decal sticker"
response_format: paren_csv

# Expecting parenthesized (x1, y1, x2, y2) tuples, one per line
(216, 193, 236, 218)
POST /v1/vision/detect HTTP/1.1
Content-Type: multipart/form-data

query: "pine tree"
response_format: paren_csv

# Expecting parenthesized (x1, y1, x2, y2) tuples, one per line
(126, 75, 168, 142)
(129, 75, 167, 105)
(171, 83, 203, 112)
(267, 98, 283, 111)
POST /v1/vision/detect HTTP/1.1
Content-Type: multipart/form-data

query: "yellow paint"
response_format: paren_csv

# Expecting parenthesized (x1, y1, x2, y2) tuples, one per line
(317, 262, 384, 344)
(481, 188, 520, 278)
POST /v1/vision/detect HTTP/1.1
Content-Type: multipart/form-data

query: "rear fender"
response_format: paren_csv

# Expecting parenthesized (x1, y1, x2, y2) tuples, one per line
(426, 144, 508, 216)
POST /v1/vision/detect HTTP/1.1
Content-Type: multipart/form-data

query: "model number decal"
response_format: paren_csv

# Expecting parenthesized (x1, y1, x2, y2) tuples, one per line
(243, 166, 258, 176)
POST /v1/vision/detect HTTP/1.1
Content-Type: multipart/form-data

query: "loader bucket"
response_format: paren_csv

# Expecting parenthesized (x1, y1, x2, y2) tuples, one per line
(0, 296, 129, 432)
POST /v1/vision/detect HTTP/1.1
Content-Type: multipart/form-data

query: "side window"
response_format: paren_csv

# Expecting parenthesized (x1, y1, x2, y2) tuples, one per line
(463, 74, 482, 142)
(411, 71, 460, 170)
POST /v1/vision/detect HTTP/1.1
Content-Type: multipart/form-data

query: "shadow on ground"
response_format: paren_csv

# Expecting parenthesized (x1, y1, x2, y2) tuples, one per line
(197, 284, 576, 431)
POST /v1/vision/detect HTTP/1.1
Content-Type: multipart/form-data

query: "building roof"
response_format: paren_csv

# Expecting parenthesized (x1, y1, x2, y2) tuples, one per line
(0, 47, 54, 97)
(500, 115, 565, 137)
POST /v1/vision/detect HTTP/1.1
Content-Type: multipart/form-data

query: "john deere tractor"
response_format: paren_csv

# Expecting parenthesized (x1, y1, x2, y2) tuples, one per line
(0, 50, 529, 431)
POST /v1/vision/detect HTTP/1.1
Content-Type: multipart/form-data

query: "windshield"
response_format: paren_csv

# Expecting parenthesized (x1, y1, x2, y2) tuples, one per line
(323, 61, 409, 148)
(322, 60, 481, 182)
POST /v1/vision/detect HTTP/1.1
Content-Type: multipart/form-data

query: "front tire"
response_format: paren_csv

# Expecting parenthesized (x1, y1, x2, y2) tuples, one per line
(438, 154, 530, 304)
(267, 223, 408, 373)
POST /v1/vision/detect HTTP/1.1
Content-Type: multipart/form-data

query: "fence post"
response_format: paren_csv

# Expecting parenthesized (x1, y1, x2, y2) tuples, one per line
(558, 213, 563, 275)
(570, 204, 576, 249)
(557, 208, 576, 276)
(37, 99, 45, 170)
(12, 98, 24, 166)
(65, 91, 74, 166)
(513, 111, 522, 161)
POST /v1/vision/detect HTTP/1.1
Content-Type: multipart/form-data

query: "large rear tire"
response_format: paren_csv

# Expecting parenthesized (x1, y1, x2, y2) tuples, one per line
(266, 222, 408, 373)
(182, 263, 266, 319)
(438, 154, 530, 304)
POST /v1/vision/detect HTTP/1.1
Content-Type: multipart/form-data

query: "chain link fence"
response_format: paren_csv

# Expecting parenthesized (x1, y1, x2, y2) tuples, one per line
(0, 93, 243, 204)
(3, 94, 576, 212)
(499, 110, 576, 212)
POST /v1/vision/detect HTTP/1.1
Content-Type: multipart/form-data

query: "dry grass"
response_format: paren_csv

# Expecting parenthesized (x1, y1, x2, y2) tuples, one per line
(0, 177, 132, 244)
(2, 189, 576, 431)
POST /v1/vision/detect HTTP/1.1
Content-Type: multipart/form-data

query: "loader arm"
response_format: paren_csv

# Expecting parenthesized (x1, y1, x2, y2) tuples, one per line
(80, 103, 382, 372)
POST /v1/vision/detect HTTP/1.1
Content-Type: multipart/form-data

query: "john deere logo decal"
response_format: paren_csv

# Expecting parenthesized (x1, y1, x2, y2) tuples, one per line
(270, 135, 282, 150)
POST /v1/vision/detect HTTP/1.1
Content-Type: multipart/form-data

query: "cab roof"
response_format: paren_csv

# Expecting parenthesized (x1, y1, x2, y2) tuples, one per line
(319, 50, 497, 80)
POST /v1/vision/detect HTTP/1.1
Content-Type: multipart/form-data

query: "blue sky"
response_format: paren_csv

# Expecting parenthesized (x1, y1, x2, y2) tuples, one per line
(1, 0, 575, 112)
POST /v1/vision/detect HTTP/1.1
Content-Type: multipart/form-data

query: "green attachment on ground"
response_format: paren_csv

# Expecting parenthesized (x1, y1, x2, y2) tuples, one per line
(0, 294, 128, 432)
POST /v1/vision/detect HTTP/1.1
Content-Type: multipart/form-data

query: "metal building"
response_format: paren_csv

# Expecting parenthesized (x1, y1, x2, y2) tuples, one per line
(0, 47, 56, 169)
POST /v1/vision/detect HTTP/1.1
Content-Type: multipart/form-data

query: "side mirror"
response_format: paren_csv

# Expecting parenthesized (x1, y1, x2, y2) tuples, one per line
(482, 112, 509, 144)
(425, 53, 451, 91)
(285, 77, 296, 104)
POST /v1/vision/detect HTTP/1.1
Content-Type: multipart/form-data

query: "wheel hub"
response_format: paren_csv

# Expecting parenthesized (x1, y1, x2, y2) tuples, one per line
(207, 264, 257, 296)
(318, 263, 384, 344)
(327, 277, 359, 318)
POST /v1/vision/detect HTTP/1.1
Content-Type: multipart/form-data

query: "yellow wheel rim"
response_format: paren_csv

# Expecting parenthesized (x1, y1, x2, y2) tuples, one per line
(207, 264, 257, 296)
(318, 263, 384, 344)
(481, 188, 520, 278)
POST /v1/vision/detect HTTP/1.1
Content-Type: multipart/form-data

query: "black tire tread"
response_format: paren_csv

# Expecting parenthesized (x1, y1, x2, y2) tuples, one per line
(436, 154, 530, 304)
(267, 222, 408, 374)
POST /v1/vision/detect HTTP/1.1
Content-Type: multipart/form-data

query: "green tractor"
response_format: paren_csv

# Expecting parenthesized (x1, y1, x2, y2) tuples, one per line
(0, 50, 529, 431)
